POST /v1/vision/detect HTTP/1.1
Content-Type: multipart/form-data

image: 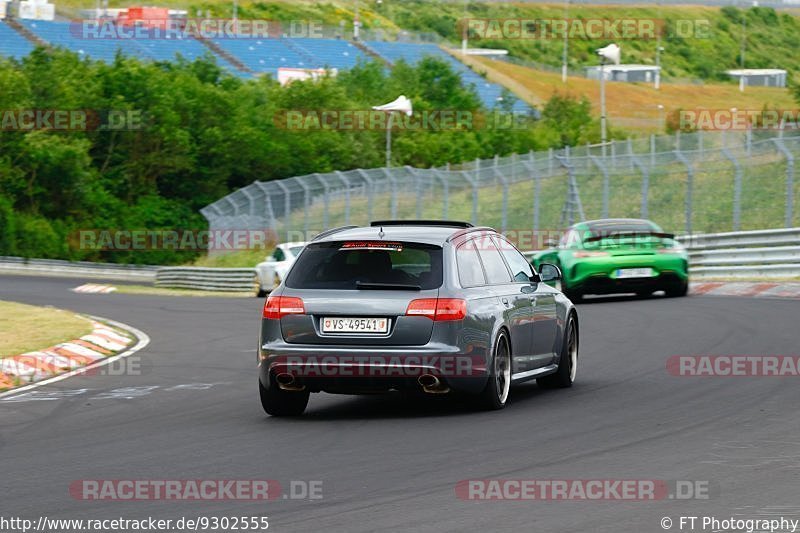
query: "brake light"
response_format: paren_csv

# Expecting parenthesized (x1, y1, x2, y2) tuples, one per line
(263, 296, 305, 319)
(406, 298, 466, 321)
(573, 251, 609, 258)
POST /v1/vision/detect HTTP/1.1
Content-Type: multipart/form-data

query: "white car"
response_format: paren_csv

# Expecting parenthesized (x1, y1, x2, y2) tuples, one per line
(256, 241, 308, 297)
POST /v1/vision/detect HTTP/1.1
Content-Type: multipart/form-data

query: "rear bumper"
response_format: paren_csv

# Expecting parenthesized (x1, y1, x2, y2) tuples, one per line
(258, 342, 489, 394)
(571, 271, 687, 295)
(563, 255, 688, 295)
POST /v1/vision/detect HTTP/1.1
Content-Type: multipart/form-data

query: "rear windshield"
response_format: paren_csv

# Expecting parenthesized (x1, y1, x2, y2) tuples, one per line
(285, 241, 443, 290)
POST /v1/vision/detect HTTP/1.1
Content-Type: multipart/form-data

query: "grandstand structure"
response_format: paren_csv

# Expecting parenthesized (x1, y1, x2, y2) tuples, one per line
(0, 18, 531, 113)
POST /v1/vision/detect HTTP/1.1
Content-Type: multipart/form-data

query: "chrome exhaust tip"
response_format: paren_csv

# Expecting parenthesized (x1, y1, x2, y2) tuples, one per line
(275, 372, 305, 391)
(418, 374, 450, 394)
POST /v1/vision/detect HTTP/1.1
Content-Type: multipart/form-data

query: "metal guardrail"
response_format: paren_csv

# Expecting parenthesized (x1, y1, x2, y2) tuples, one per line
(0, 256, 157, 281)
(155, 267, 258, 292)
(678, 228, 800, 278)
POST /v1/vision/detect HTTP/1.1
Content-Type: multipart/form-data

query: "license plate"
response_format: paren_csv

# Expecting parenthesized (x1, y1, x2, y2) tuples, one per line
(615, 268, 654, 279)
(321, 317, 389, 334)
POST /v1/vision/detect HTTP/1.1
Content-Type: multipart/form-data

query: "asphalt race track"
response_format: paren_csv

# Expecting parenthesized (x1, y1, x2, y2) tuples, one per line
(2, 274, 799, 532)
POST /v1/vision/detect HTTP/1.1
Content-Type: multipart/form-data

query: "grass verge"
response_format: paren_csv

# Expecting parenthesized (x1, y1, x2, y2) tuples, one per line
(0, 301, 93, 357)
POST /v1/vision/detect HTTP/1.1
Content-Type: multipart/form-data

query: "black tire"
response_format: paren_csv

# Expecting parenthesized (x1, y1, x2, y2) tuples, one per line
(538, 313, 578, 389)
(635, 289, 653, 298)
(478, 331, 512, 410)
(665, 280, 689, 297)
(259, 379, 309, 416)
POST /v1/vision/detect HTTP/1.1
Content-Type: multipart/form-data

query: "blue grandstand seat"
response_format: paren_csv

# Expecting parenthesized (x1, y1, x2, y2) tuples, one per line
(0, 20, 36, 60)
(16, 20, 242, 74)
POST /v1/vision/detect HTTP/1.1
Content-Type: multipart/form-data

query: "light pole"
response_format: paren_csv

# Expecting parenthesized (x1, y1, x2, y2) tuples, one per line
(654, 44, 664, 89)
(596, 43, 620, 158)
(461, 0, 468, 55)
(372, 96, 413, 168)
(354, 0, 360, 41)
(561, 0, 569, 83)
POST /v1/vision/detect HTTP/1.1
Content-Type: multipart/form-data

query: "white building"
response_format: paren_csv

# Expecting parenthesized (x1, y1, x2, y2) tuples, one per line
(585, 64, 661, 84)
(726, 69, 787, 88)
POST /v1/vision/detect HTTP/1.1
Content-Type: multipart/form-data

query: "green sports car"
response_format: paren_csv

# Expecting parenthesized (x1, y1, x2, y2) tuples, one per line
(532, 218, 689, 301)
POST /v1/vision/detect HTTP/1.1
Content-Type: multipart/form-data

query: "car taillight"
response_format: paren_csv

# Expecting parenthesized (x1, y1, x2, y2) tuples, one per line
(263, 296, 305, 319)
(573, 251, 609, 258)
(406, 298, 466, 321)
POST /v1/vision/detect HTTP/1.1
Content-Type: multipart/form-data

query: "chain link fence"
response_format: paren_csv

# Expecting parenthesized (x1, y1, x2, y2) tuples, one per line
(201, 129, 800, 245)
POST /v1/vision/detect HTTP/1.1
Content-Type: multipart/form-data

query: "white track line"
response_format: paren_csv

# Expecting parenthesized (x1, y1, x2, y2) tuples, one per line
(0, 316, 150, 400)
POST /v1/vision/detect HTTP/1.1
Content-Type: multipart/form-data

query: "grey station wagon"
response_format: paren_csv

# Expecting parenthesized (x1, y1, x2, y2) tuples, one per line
(258, 221, 579, 416)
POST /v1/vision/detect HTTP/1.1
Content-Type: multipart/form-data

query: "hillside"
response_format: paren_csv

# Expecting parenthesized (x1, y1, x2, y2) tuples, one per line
(55, 0, 800, 82)
(463, 54, 796, 133)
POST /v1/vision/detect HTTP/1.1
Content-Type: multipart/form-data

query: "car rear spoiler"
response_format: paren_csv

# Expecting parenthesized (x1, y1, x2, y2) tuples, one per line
(584, 231, 675, 243)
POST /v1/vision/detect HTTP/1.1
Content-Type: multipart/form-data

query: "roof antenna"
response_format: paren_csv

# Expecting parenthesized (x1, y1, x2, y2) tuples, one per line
(378, 226, 385, 239)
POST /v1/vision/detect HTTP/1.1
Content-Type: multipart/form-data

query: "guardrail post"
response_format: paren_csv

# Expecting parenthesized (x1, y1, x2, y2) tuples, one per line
(772, 139, 794, 227)
(674, 150, 693, 235)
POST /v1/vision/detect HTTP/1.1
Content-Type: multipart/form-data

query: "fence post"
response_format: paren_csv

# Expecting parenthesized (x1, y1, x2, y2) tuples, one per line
(335, 171, 351, 225)
(313, 173, 330, 230)
(772, 138, 795, 227)
(473, 158, 480, 224)
(432, 168, 449, 219)
(527, 151, 540, 233)
(589, 155, 609, 218)
(627, 137, 634, 171)
(355, 169, 374, 224)
(650, 133, 656, 168)
(720, 137, 743, 231)
(274, 180, 291, 241)
(631, 156, 650, 218)
(296, 177, 311, 236)
(379, 167, 398, 219)
(492, 157, 509, 233)
(673, 150, 693, 235)
(610, 139, 617, 169)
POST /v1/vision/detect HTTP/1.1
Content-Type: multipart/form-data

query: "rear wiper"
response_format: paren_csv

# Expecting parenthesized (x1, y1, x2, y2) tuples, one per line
(355, 282, 421, 291)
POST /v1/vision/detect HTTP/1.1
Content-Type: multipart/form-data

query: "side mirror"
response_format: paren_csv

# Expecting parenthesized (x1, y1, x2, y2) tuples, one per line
(538, 263, 562, 283)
